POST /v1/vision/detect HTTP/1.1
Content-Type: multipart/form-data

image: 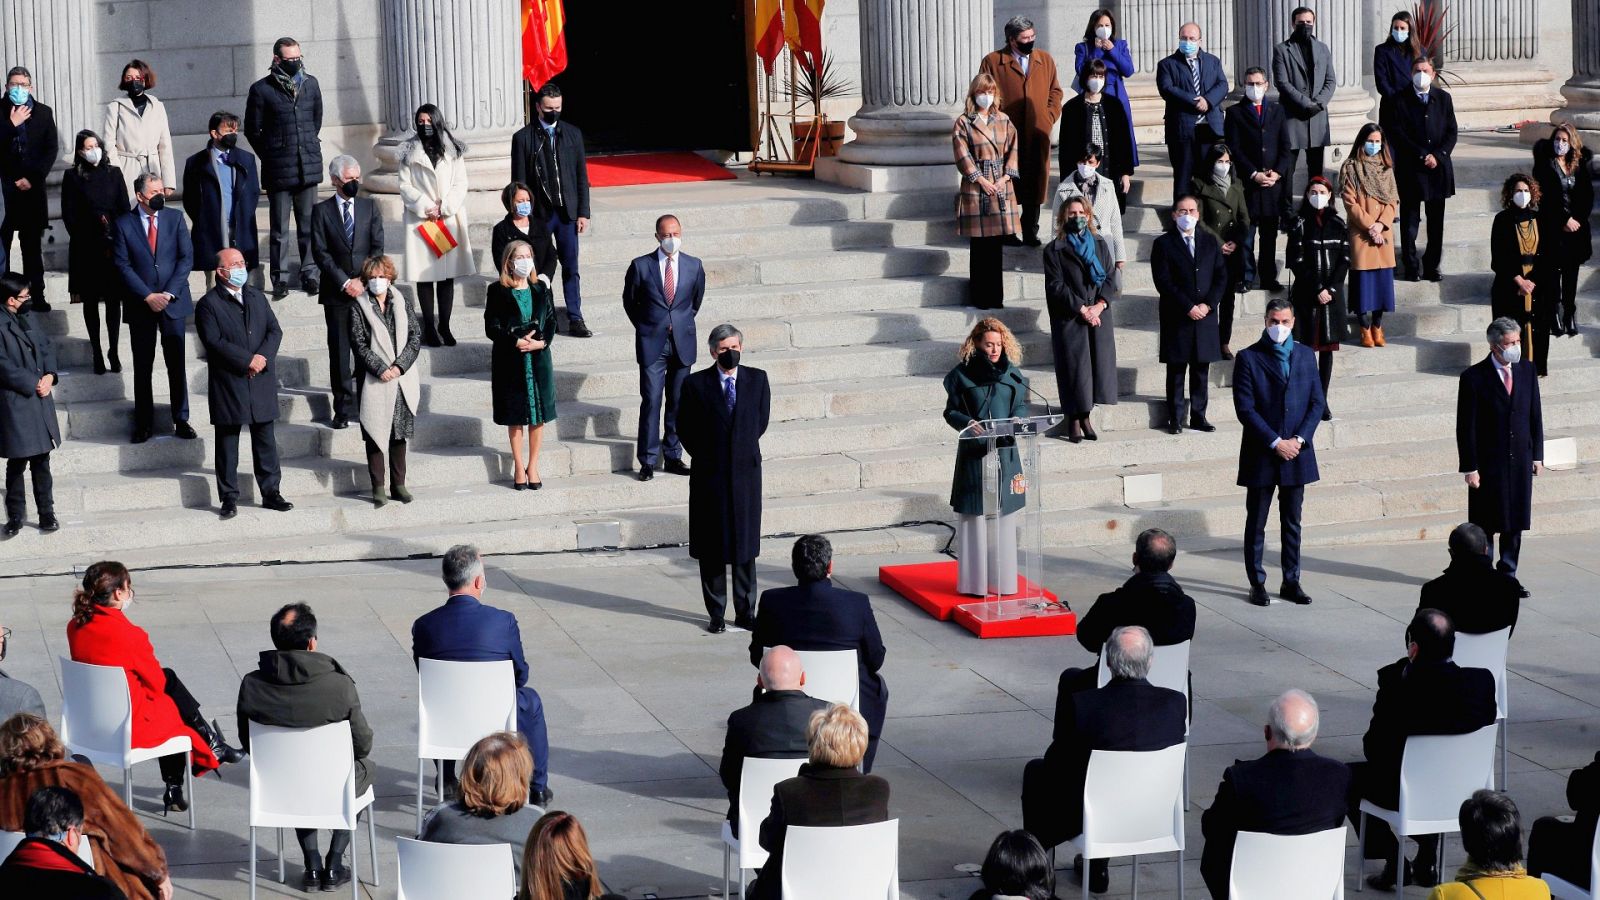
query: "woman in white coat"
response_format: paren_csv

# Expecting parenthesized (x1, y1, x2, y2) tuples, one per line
(398, 103, 475, 347)
(1050, 143, 1126, 270)
(102, 60, 175, 199)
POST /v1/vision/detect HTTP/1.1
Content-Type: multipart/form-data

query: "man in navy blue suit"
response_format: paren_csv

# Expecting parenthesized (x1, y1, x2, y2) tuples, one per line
(750, 535, 889, 772)
(1457, 317, 1542, 581)
(623, 214, 704, 481)
(1156, 22, 1229, 200)
(112, 173, 196, 444)
(1233, 297, 1325, 606)
(411, 544, 551, 805)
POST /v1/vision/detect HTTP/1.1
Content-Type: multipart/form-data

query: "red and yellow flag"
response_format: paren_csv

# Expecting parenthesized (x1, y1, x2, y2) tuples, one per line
(521, 0, 568, 88)
(784, 0, 825, 67)
(755, 0, 785, 76)
(416, 220, 459, 258)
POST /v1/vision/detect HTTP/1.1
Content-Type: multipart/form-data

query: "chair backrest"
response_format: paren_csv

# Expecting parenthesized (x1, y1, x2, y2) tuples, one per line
(780, 819, 899, 900)
(248, 721, 361, 830)
(736, 757, 808, 870)
(1080, 743, 1188, 858)
(1397, 724, 1499, 834)
(58, 658, 135, 766)
(395, 837, 515, 900)
(417, 658, 518, 760)
(0, 831, 95, 867)
(785, 649, 860, 710)
(1452, 629, 1512, 720)
(1096, 640, 1192, 697)
(1227, 827, 1347, 900)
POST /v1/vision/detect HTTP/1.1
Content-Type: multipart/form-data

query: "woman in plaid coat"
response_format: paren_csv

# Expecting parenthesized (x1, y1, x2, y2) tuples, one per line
(955, 73, 1022, 309)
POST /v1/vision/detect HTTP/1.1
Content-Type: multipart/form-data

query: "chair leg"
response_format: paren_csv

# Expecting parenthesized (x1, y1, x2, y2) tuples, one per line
(1178, 843, 1185, 898)
(1500, 720, 1508, 791)
(276, 828, 284, 884)
(1082, 858, 1089, 900)
(185, 756, 195, 831)
(1356, 812, 1365, 893)
(368, 809, 379, 886)
(123, 767, 132, 808)
(416, 758, 424, 837)
(250, 826, 258, 900)
(350, 827, 359, 900)
(1394, 832, 1403, 896)
(1184, 749, 1191, 811)
(1132, 854, 1140, 900)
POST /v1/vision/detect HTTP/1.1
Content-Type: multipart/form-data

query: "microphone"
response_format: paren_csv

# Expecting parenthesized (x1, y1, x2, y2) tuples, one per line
(1026, 383, 1056, 420)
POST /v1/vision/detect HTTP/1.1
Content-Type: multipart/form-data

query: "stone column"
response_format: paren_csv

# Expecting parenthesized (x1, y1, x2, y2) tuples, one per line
(1552, 0, 1600, 167)
(366, 0, 525, 201)
(0, 0, 98, 172)
(1431, 0, 1561, 128)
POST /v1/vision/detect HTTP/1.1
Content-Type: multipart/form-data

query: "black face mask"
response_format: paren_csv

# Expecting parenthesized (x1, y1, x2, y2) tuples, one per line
(123, 81, 145, 97)
(541, 109, 560, 125)
(1295, 23, 1314, 40)
(340, 179, 360, 199)
(146, 194, 165, 212)
(1015, 40, 1035, 55)
(717, 348, 741, 371)
(217, 132, 238, 151)
(417, 123, 436, 138)
(278, 58, 303, 76)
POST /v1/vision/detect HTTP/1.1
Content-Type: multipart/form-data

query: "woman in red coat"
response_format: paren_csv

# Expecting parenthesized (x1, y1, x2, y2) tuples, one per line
(66, 561, 244, 813)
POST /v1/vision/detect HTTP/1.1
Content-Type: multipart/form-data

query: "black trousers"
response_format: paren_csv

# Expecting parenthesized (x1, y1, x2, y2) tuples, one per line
(267, 184, 318, 291)
(1165, 362, 1210, 424)
(1488, 529, 1523, 578)
(4, 453, 52, 521)
(1244, 215, 1280, 287)
(215, 422, 282, 503)
(1283, 147, 1326, 212)
(1020, 204, 1042, 243)
(1348, 761, 1440, 862)
(1399, 195, 1447, 277)
(362, 431, 407, 489)
(1244, 483, 1305, 587)
(699, 557, 755, 626)
(416, 279, 455, 338)
(1167, 124, 1218, 201)
(1218, 290, 1238, 348)
(158, 667, 203, 782)
(1528, 815, 1595, 887)
(296, 828, 352, 872)
(968, 236, 1004, 308)
(1553, 259, 1581, 323)
(125, 305, 189, 430)
(1318, 350, 1334, 414)
(80, 291, 122, 360)
(323, 301, 357, 420)
(1, 224, 45, 303)
(637, 341, 689, 468)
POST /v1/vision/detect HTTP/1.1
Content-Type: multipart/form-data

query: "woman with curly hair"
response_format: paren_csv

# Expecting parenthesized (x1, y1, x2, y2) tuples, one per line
(1490, 173, 1555, 376)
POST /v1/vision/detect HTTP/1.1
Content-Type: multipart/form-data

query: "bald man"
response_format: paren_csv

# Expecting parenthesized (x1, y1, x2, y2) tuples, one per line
(1200, 689, 1352, 898)
(718, 646, 829, 826)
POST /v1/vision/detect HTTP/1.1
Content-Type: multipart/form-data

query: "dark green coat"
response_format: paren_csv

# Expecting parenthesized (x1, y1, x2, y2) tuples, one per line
(235, 649, 373, 794)
(484, 281, 557, 426)
(943, 356, 1030, 516)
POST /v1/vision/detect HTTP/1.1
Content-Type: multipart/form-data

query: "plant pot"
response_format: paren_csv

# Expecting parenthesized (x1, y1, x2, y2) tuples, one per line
(793, 118, 846, 159)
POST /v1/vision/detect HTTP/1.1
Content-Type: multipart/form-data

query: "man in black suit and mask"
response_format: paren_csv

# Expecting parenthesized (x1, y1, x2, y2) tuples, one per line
(512, 83, 592, 336)
(310, 155, 383, 430)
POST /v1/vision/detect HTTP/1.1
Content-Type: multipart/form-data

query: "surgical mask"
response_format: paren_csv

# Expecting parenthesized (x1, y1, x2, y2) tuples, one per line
(1413, 71, 1432, 90)
(1075, 163, 1097, 180)
(660, 235, 681, 255)
(6, 85, 28, 105)
(1497, 343, 1521, 365)
(1085, 77, 1105, 94)
(123, 80, 145, 97)
(218, 132, 239, 150)
(514, 200, 532, 217)
(417, 123, 436, 138)
(1175, 213, 1197, 232)
(1064, 215, 1088, 233)
(278, 58, 303, 77)
(541, 109, 560, 125)
(146, 194, 165, 211)
(1214, 162, 1231, 177)
(513, 257, 535, 278)
(975, 92, 994, 110)
(1364, 141, 1383, 157)
(1392, 28, 1409, 43)
(1245, 84, 1267, 102)
(717, 348, 741, 370)
(1555, 140, 1570, 157)
(1178, 39, 1198, 57)
(1267, 323, 1293, 344)
(82, 147, 103, 165)
(1513, 190, 1531, 209)
(1095, 25, 1113, 41)
(340, 179, 360, 198)
(1015, 41, 1035, 56)
(227, 267, 249, 288)
(367, 277, 390, 296)
(1308, 192, 1330, 210)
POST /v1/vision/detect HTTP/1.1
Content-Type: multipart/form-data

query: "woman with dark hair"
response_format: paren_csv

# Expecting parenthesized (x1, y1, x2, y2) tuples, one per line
(398, 102, 476, 346)
(1339, 123, 1399, 347)
(1374, 11, 1419, 99)
(420, 732, 545, 879)
(485, 240, 557, 489)
(491, 181, 555, 281)
(1072, 7, 1137, 208)
(1490, 173, 1554, 377)
(1425, 790, 1551, 899)
(1044, 195, 1117, 443)
(519, 810, 626, 900)
(967, 830, 1061, 900)
(1191, 142, 1251, 358)
(0, 273, 59, 537)
(1531, 124, 1593, 336)
(65, 562, 246, 814)
(101, 59, 175, 199)
(1285, 176, 1350, 420)
(60, 129, 131, 374)
(1059, 60, 1135, 217)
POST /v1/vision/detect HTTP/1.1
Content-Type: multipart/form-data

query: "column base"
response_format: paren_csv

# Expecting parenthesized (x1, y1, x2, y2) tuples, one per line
(814, 157, 954, 192)
(1443, 63, 1564, 130)
(837, 109, 961, 166)
(1550, 83, 1600, 173)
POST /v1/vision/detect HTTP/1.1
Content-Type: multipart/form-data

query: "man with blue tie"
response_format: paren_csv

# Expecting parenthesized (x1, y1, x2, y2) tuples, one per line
(1157, 22, 1229, 200)
(1233, 297, 1326, 606)
(181, 111, 261, 288)
(113, 174, 195, 444)
(623, 214, 704, 481)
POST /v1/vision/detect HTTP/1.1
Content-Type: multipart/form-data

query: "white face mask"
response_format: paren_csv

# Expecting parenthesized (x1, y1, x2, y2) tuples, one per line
(82, 147, 103, 165)
(1498, 342, 1521, 365)
(1175, 213, 1198, 233)
(975, 92, 994, 111)
(512, 257, 535, 277)
(1308, 192, 1330, 210)
(1392, 28, 1409, 43)
(1512, 190, 1531, 209)
(1213, 162, 1231, 177)
(367, 277, 390, 296)
(1076, 163, 1097, 180)
(1554, 139, 1570, 157)
(1085, 77, 1105, 94)
(1267, 323, 1293, 344)
(1245, 84, 1267, 102)
(1095, 25, 1113, 41)
(659, 235, 681, 255)
(1413, 71, 1432, 90)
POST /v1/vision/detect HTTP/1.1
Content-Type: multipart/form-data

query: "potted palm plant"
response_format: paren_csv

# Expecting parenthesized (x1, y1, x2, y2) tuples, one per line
(1410, 0, 1461, 85)
(786, 51, 854, 159)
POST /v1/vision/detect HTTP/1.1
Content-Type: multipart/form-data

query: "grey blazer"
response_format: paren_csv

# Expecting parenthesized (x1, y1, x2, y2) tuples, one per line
(1271, 37, 1337, 149)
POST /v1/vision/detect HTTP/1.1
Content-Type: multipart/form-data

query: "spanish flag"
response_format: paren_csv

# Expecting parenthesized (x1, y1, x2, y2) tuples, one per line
(755, 0, 785, 76)
(416, 220, 459, 259)
(784, 0, 825, 67)
(521, 0, 568, 88)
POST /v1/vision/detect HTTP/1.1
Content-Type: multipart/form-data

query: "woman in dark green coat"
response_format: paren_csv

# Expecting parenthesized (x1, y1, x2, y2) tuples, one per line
(1191, 142, 1252, 357)
(485, 240, 558, 490)
(943, 317, 1030, 596)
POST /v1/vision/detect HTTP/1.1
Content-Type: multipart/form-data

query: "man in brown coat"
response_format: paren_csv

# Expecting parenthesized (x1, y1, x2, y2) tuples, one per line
(979, 15, 1063, 247)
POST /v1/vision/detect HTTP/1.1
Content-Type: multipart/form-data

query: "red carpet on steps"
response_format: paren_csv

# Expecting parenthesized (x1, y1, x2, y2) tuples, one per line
(587, 152, 737, 187)
(879, 560, 1075, 638)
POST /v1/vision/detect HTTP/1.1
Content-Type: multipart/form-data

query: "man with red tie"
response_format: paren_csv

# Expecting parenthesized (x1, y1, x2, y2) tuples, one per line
(1224, 66, 1292, 292)
(112, 173, 196, 444)
(1456, 317, 1543, 586)
(623, 214, 704, 481)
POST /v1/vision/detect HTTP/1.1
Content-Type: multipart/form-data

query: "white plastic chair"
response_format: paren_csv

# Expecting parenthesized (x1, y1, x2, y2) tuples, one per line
(1097, 641, 1193, 808)
(780, 819, 899, 900)
(1452, 628, 1512, 789)
(415, 658, 518, 834)
(1228, 826, 1347, 899)
(1543, 820, 1600, 899)
(395, 837, 514, 900)
(247, 721, 378, 900)
(59, 657, 195, 830)
(0, 830, 95, 867)
(1063, 742, 1188, 900)
(1355, 724, 1499, 893)
(720, 756, 807, 898)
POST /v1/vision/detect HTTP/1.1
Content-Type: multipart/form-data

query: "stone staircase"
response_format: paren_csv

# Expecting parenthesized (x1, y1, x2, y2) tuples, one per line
(3, 132, 1598, 575)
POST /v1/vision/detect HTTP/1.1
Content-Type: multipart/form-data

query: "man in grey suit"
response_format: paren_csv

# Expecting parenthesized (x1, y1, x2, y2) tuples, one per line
(1271, 6, 1338, 210)
(622, 214, 704, 481)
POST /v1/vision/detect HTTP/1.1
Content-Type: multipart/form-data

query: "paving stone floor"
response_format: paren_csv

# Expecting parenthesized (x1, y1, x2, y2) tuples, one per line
(0, 530, 1596, 899)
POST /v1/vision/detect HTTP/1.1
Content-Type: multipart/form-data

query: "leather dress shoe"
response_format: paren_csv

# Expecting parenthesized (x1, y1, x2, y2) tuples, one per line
(300, 868, 320, 892)
(262, 493, 295, 512)
(707, 620, 726, 634)
(532, 787, 555, 807)
(664, 458, 692, 476)
(321, 866, 351, 892)
(1262, 280, 1286, 292)
(567, 319, 593, 338)
(220, 500, 238, 520)
(39, 515, 59, 533)
(330, 414, 349, 430)
(1189, 418, 1217, 433)
(1247, 585, 1271, 606)
(2, 520, 22, 538)
(270, 286, 290, 301)
(637, 466, 654, 482)
(1165, 421, 1183, 436)
(1073, 854, 1110, 894)
(131, 428, 152, 445)
(1424, 270, 1443, 282)
(174, 422, 198, 440)
(389, 486, 413, 503)
(1279, 581, 1313, 605)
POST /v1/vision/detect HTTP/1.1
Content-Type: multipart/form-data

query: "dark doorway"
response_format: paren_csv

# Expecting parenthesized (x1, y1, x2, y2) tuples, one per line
(554, 1, 754, 154)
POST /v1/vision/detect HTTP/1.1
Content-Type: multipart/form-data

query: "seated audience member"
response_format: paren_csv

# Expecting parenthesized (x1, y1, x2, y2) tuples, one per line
(0, 714, 169, 900)
(719, 645, 829, 826)
(750, 535, 889, 772)
(236, 603, 372, 893)
(967, 829, 1063, 900)
(1426, 790, 1551, 900)
(1350, 608, 1499, 890)
(519, 810, 627, 900)
(0, 786, 126, 899)
(419, 731, 544, 880)
(1199, 689, 1352, 898)
(1061, 527, 1196, 695)
(1528, 750, 1600, 891)
(412, 544, 551, 805)
(0, 623, 45, 722)
(748, 704, 891, 900)
(1418, 523, 1523, 634)
(1021, 626, 1187, 894)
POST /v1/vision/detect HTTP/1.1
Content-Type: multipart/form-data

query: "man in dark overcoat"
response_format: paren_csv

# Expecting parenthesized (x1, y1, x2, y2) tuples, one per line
(195, 249, 293, 520)
(0, 67, 58, 311)
(678, 323, 771, 633)
(1225, 67, 1293, 290)
(1153, 194, 1227, 434)
(310, 156, 384, 430)
(1270, 7, 1338, 194)
(977, 15, 1063, 246)
(244, 37, 324, 298)
(181, 111, 261, 282)
(1456, 317, 1542, 580)
(1379, 56, 1457, 281)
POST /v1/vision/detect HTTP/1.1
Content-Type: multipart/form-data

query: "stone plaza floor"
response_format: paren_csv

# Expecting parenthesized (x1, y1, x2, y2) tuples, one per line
(0, 530, 1596, 899)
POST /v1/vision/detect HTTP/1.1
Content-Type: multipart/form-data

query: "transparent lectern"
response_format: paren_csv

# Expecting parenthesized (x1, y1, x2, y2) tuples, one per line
(954, 414, 1061, 615)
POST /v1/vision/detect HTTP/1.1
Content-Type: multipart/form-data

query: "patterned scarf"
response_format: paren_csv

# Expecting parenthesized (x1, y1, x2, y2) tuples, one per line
(1339, 153, 1398, 207)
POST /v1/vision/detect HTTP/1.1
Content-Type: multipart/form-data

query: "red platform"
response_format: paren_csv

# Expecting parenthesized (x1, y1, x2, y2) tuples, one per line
(879, 560, 1075, 639)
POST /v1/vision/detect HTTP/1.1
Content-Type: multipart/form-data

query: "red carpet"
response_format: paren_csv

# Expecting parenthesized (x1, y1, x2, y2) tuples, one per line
(587, 152, 737, 187)
(880, 560, 1075, 639)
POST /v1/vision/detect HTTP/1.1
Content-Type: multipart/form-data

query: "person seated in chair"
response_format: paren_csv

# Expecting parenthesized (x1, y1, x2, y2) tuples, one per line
(1426, 790, 1551, 900)
(1529, 750, 1600, 893)
(1060, 527, 1196, 696)
(1418, 523, 1523, 634)
(719, 646, 828, 827)
(0, 787, 126, 899)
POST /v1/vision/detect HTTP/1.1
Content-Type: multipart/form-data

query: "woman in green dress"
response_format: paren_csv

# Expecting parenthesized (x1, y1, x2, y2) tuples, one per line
(485, 240, 557, 490)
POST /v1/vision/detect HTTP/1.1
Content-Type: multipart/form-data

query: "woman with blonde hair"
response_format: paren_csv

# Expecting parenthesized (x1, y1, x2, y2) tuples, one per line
(1044, 195, 1118, 443)
(954, 72, 1021, 309)
(942, 318, 1030, 596)
(519, 810, 625, 900)
(485, 240, 558, 490)
(1340, 122, 1399, 347)
(420, 732, 544, 879)
(351, 255, 423, 506)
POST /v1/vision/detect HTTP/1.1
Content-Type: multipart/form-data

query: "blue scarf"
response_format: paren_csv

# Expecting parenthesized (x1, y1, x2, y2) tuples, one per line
(1270, 331, 1294, 377)
(1065, 229, 1107, 288)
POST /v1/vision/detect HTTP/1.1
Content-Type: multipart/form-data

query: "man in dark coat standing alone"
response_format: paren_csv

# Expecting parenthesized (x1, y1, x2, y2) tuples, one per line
(196, 249, 293, 520)
(1153, 195, 1227, 434)
(1234, 298, 1325, 607)
(679, 323, 771, 634)
(1270, 7, 1338, 195)
(1379, 56, 1457, 281)
(0, 67, 58, 311)
(245, 37, 324, 299)
(512, 83, 592, 336)
(1457, 317, 1542, 580)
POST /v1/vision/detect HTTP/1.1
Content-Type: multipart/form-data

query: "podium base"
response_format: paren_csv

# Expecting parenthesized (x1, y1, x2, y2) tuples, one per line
(879, 560, 1074, 639)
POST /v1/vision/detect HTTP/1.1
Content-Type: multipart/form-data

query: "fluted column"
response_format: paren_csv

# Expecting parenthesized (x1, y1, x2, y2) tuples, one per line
(1235, 1, 1371, 152)
(837, 0, 994, 165)
(0, 0, 97, 173)
(1552, 0, 1600, 151)
(1429, 0, 1561, 128)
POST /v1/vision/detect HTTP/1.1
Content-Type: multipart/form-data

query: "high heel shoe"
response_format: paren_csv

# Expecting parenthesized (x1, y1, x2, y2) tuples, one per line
(92, 353, 107, 375)
(439, 327, 457, 347)
(530, 481, 542, 491)
(1080, 417, 1098, 441)
(514, 480, 528, 491)
(108, 350, 122, 373)
(193, 716, 247, 766)
(162, 782, 188, 815)
(1066, 419, 1083, 443)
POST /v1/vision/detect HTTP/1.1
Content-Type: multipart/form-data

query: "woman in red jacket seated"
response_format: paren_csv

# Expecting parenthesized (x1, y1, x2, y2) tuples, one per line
(65, 561, 244, 813)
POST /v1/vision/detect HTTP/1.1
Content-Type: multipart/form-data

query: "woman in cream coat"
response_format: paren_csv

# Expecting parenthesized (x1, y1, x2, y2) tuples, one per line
(350, 255, 422, 507)
(397, 103, 475, 347)
(102, 60, 175, 198)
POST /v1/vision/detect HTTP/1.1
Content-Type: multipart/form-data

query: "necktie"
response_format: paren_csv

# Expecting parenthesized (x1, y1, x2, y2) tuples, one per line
(219, 151, 230, 166)
(664, 256, 676, 306)
(1501, 365, 1513, 395)
(724, 375, 736, 412)
(146, 213, 158, 253)
(1185, 233, 1195, 256)
(1188, 57, 1202, 122)
(1254, 103, 1263, 119)
(343, 200, 354, 245)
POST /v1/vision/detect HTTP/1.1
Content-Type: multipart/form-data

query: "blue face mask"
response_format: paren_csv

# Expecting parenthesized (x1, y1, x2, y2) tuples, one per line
(6, 85, 28, 106)
(1364, 141, 1383, 157)
(227, 267, 248, 288)
(1392, 28, 1409, 43)
(1178, 39, 1198, 56)
(514, 201, 532, 217)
